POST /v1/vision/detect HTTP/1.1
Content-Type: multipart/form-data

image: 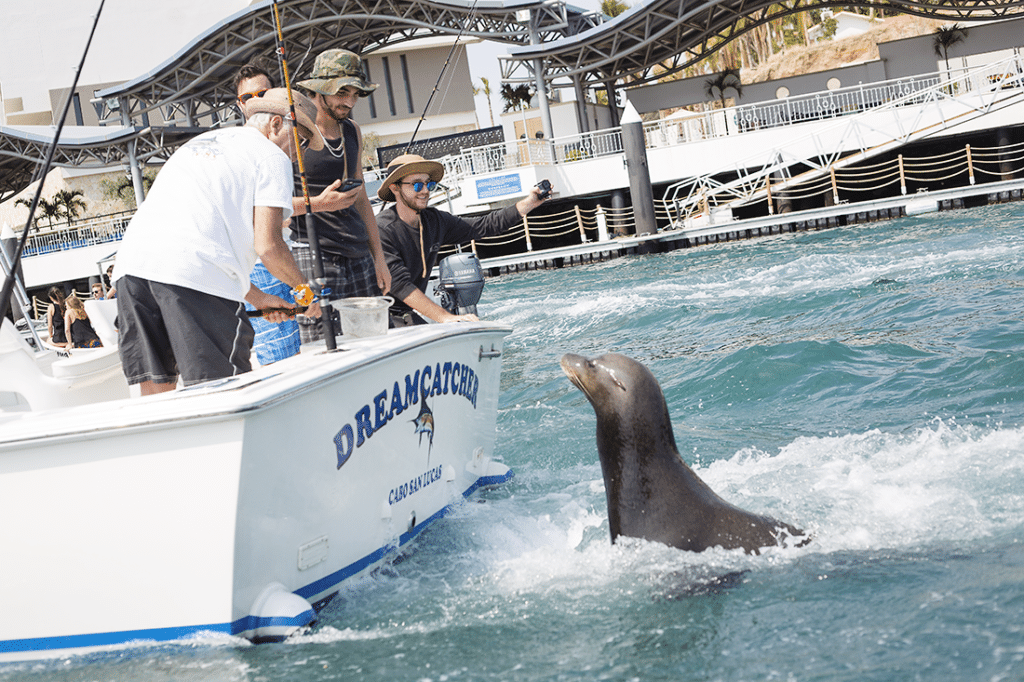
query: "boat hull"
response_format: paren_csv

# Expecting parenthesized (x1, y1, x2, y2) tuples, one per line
(0, 323, 512, 660)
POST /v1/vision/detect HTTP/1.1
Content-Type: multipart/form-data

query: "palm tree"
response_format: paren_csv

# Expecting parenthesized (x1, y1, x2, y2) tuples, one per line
(500, 83, 533, 113)
(53, 189, 87, 226)
(600, 0, 630, 18)
(933, 23, 969, 73)
(14, 196, 66, 230)
(473, 77, 496, 128)
(704, 68, 743, 111)
(100, 170, 157, 210)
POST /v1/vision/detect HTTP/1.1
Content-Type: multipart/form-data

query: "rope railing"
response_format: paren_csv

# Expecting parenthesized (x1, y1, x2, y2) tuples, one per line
(666, 134, 1024, 226)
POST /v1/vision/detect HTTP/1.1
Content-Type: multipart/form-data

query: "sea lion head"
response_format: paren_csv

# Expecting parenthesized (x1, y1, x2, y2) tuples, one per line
(560, 352, 666, 418)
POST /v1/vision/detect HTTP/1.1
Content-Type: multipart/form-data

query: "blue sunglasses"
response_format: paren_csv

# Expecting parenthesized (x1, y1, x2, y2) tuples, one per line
(400, 180, 437, 192)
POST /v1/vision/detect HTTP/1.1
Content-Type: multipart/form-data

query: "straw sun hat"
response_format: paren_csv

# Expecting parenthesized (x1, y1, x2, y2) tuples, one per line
(244, 88, 324, 151)
(378, 154, 445, 202)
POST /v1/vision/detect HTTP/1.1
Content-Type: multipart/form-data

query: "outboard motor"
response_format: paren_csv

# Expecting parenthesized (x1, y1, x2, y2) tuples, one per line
(436, 253, 485, 316)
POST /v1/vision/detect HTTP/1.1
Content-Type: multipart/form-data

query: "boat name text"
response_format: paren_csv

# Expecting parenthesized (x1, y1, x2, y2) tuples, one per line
(333, 360, 479, 469)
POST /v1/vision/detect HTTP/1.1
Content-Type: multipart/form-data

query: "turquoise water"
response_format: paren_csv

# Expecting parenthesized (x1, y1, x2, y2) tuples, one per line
(6, 204, 1024, 681)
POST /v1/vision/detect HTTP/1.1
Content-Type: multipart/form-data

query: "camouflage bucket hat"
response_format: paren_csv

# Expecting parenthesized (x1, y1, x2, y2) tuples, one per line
(298, 49, 377, 97)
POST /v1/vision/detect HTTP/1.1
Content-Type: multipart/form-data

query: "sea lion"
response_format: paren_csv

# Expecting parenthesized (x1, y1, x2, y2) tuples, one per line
(561, 352, 809, 554)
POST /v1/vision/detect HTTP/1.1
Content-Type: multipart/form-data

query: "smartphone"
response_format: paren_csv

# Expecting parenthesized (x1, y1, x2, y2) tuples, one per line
(340, 178, 363, 192)
(536, 179, 552, 200)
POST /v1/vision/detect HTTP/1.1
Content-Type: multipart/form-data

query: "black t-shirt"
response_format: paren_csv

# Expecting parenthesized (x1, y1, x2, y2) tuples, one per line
(290, 118, 367, 259)
(378, 204, 522, 316)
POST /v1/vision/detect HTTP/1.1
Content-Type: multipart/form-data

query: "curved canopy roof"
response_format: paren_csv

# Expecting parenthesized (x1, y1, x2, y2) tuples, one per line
(3, 0, 1021, 201)
(503, 0, 1024, 87)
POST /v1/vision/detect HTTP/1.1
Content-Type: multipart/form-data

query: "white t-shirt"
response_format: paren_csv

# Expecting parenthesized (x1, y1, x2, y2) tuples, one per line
(114, 126, 294, 301)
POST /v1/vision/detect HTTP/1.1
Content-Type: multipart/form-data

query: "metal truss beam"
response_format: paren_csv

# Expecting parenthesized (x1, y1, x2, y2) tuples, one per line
(91, 0, 603, 129)
(0, 127, 198, 202)
(502, 0, 1024, 88)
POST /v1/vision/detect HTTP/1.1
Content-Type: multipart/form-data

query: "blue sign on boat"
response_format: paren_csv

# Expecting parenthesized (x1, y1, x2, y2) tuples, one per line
(476, 174, 522, 199)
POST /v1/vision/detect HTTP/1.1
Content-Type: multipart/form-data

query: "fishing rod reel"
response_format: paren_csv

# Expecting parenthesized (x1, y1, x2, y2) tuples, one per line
(435, 253, 485, 316)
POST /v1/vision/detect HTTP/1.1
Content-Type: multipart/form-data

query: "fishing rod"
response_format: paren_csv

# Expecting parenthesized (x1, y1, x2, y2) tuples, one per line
(270, 0, 337, 350)
(0, 0, 106, 328)
(403, 0, 479, 153)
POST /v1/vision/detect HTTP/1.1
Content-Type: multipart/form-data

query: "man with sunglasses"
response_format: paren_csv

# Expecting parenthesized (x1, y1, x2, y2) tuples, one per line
(289, 49, 392, 342)
(377, 154, 550, 325)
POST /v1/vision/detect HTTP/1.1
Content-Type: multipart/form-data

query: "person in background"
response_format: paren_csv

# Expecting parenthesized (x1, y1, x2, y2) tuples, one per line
(91, 282, 104, 300)
(234, 59, 302, 365)
(46, 286, 68, 347)
(111, 88, 323, 395)
(63, 294, 102, 349)
(377, 154, 550, 325)
(290, 48, 391, 341)
(104, 264, 117, 299)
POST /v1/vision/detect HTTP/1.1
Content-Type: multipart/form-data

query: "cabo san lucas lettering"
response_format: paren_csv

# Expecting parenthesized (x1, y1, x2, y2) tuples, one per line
(333, 360, 480, 470)
(389, 465, 444, 505)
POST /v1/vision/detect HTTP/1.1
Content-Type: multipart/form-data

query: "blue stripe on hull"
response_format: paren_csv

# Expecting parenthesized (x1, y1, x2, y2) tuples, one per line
(1, 471, 514, 657)
(0, 623, 232, 655)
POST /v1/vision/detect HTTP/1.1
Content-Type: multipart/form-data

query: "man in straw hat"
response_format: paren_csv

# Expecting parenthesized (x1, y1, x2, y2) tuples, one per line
(377, 154, 550, 324)
(290, 48, 391, 341)
(111, 88, 323, 395)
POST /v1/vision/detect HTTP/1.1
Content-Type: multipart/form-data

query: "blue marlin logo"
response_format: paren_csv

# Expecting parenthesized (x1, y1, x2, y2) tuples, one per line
(412, 399, 434, 458)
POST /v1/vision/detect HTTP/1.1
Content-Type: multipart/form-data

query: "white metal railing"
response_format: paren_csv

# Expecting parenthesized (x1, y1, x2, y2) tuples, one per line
(662, 52, 1024, 224)
(438, 58, 1024, 189)
(21, 211, 132, 258)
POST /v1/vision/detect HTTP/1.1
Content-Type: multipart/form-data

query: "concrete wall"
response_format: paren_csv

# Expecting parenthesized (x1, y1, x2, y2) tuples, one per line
(357, 42, 475, 126)
(878, 18, 1024, 79)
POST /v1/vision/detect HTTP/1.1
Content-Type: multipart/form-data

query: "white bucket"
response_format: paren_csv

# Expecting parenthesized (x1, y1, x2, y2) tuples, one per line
(329, 296, 394, 338)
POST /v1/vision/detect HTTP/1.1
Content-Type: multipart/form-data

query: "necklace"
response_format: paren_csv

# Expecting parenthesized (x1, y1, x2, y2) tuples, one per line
(317, 124, 346, 159)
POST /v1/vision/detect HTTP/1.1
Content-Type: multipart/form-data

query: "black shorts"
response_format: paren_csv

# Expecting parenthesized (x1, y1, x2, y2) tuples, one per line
(116, 275, 254, 386)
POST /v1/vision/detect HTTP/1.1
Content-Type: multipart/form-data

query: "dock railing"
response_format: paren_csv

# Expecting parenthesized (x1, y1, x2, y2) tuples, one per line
(438, 58, 1024, 190)
(662, 52, 1024, 225)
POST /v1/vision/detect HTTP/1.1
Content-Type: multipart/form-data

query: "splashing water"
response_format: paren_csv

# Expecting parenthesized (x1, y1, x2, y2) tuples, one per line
(8, 204, 1024, 681)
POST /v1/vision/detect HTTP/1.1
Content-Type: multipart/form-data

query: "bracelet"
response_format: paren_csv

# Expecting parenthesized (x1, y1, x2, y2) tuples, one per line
(291, 283, 317, 307)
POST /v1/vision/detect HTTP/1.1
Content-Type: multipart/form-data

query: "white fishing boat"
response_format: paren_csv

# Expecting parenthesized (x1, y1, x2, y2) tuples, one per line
(0, 309, 513, 661)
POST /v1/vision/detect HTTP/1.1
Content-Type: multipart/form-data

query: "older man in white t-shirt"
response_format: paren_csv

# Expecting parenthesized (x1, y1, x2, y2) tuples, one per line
(113, 88, 323, 395)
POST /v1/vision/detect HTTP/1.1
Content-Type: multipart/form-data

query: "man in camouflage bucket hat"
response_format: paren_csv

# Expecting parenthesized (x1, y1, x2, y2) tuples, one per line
(289, 49, 390, 342)
(298, 49, 377, 97)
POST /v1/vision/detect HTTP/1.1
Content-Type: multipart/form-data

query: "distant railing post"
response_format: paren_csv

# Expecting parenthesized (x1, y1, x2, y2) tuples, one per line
(523, 215, 534, 251)
(898, 154, 907, 195)
(765, 175, 774, 215)
(595, 205, 610, 242)
(575, 205, 587, 241)
(830, 167, 840, 205)
(966, 144, 976, 185)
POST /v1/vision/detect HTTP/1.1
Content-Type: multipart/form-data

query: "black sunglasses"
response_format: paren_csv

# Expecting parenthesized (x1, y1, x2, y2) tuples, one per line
(238, 88, 268, 103)
(400, 180, 437, 193)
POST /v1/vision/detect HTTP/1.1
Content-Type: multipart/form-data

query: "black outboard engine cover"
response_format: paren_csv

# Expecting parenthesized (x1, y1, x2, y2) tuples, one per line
(437, 253, 485, 316)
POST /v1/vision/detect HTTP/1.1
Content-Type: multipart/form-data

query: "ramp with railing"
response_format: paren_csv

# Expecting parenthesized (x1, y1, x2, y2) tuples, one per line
(662, 54, 1024, 227)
